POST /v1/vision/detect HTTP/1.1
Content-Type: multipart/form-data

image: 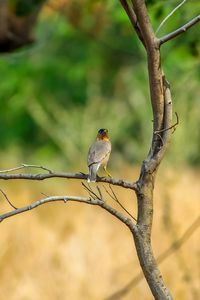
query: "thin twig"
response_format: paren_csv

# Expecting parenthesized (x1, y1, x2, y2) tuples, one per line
(96, 186, 103, 200)
(156, 0, 187, 34)
(104, 185, 137, 222)
(41, 192, 50, 197)
(82, 182, 101, 200)
(22, 164, 53, 173)
(159, 15, 200, 45)
(82, 182, 94, 198)
(154, 112, 179, 134)
(0, 164, 53, 174)
(0, 189, 17, 210)
(109, 185, 137, 222)
(0, 166, 25, 173)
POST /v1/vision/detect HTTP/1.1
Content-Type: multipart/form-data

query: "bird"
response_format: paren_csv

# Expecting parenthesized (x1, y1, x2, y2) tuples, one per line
(87, 128, 112, 182)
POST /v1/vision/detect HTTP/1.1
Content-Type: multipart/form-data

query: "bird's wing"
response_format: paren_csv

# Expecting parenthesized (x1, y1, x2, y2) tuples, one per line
(87, 140, 111, 167)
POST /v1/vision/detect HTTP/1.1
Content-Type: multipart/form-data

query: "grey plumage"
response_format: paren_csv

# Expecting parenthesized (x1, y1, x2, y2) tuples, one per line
(87, 140, 111, 182)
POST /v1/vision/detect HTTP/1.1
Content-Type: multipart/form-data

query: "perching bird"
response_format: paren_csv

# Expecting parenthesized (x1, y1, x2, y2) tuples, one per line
(87, 128, 112, 182)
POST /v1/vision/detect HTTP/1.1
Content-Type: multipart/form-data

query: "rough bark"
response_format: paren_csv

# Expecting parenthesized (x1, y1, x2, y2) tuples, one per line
(121, 1, 174, 299)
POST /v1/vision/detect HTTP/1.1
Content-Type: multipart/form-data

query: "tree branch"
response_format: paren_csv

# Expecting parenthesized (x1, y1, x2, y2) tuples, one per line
(159, 15, 200, 45)
(145, 75, 173, 173)
(156, 0, 187, 34)
(0, 163, 53, 174)
(154, 112, 179, 135)
(121, 2, 174, 299)
(131, 0, 164, 135)
(103, 184, 137, 222)
(0, 188, 18, 209)
(0, 166, 137, 190)
(119, 0, 145, 46)
(0, 194, 136, 232)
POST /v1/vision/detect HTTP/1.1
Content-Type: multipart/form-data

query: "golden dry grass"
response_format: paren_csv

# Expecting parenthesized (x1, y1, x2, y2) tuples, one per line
(0, 166, 199, 300)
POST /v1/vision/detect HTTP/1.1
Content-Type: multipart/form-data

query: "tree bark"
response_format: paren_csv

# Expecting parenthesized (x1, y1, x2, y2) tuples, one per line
(121, 1, 174, 299)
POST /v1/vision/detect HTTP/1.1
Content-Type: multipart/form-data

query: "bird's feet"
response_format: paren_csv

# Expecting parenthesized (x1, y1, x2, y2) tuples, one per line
(103, 166, 112, 178)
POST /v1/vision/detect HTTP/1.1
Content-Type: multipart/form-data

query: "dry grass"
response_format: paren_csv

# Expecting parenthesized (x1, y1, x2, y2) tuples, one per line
(0, 166, 199, 300)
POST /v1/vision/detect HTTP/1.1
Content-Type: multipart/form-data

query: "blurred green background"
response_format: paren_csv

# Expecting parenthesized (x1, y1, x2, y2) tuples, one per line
(0, 0, 200, 171)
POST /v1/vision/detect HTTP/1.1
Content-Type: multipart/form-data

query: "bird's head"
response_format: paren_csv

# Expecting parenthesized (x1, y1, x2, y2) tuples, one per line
(96, 128, 109, 141)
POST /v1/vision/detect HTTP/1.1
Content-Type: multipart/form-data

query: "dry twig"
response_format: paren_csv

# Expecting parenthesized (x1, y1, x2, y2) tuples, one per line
(156, 0, 187, 34)
(104, 185, 137, 222)
(0, 163, 53, 174)
(154, 112, 179, 135)
(0, 189, 17, 210)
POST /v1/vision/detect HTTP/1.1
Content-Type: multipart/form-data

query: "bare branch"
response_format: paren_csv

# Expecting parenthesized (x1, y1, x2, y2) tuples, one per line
(153, 76, 173, 164)
(159, 15, 200, 45)
(82, 182, 102, 200)
(0, 163, 53, 174)
(0, 169, 138, 191)
(120, 0, 145, 46)
(0, 189, 17, 209)
(0, 194, 136, 232)
(83, 182, 137, 222)
(121, 2, 174, 299)
(96, 185, 103, 200)
(156, 0, 187, 34)
(130, 0, 165, 136)
(144, 75, 173, 173)
(104, 184, 137, 222)
(154, 112, 179, 134)
(0, 195, 91, 222)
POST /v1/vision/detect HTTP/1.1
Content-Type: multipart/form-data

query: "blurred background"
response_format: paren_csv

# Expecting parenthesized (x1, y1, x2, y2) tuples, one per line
(0, 0, 200, 299)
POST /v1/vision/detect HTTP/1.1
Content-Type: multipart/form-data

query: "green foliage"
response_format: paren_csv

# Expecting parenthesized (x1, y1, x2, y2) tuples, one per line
(0, 1, 200, 168)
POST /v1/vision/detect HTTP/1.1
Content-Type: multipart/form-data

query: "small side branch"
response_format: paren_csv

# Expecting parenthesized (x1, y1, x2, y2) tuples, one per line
(82, 182, 137, 227)
(104, 184, 137, 222)
(82, 182, 103, 201)
(159, 15, 200, 45)
(156, 0, 187, 34)
(154, 112, 179, 135)
(0, 189, 17, 209)
(0, 163, 53, 174)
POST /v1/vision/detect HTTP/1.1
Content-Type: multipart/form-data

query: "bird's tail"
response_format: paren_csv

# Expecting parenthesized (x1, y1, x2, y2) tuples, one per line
(88, 164, 99, 182)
